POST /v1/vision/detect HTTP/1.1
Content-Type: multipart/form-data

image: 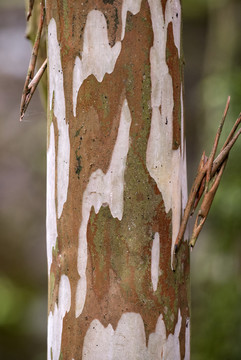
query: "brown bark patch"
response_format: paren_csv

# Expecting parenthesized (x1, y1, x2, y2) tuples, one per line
(166, 21, 181, 150)
(161, 0, 168, 18)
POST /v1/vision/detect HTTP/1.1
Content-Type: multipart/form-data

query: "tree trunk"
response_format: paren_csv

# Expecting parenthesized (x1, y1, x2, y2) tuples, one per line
(46, 0, 190, 359)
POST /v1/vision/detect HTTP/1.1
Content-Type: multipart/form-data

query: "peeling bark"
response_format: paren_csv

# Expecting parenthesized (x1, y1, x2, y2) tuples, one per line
(46, 1, 190, 359)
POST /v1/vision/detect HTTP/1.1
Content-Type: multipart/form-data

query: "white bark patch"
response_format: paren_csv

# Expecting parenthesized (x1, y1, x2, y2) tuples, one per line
(148, 309, 182, 359)
(184, 318, 190, 360)
(165, 0, 181, 57)
(75, 99, 132, 317)
(48, 18, 70, 218)
(83, 313, 146, 359)
(146, 0, 186, 267)
(73, 2, 144, 117)
(121, 0, 142, 40)
(151, 232, 160, 292)
(46, 123, 58, 275)
(48, 275, 71, 360)
(72, 10, 121, 116)
(82, 310, 183, 359)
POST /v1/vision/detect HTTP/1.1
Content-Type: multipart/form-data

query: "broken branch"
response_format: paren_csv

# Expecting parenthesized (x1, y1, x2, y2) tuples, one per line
(174, 97, 241, 259)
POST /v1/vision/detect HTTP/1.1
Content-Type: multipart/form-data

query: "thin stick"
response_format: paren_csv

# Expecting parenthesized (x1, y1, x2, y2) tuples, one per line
(20, 59, 47, 121)
(221, 113, 241, 151)
(205, 96, 230, 189)
(20, 1, 45, 121)
(174, 152, 207, 254)
(27, 0, 35, 21)
(212, 126, 241, 174)
(173, 101, 241, 258)
(189, 158, 227, 248)
(28, 58, 47, 89)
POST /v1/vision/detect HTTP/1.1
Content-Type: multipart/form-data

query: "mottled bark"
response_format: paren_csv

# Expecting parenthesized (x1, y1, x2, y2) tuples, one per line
(46, 1, 190, 359)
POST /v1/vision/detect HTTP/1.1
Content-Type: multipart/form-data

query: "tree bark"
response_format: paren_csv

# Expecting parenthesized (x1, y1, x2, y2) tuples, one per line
(46, 0, 190, 359)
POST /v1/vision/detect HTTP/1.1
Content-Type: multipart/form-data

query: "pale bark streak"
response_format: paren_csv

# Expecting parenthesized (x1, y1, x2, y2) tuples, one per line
(76, 99, 132, 317)
(48, 18, 70, 219)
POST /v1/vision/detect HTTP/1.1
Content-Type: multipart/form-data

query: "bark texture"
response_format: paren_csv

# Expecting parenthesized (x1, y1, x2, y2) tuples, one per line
(46, 1, 190, 359)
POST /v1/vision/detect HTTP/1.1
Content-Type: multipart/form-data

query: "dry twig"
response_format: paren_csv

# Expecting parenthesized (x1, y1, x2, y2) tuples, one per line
(20, 1, 47, 121)
(174, 97, 241, 261)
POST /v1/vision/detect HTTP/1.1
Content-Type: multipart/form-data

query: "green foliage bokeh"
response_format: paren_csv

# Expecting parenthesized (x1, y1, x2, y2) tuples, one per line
(183, 0, 241, 359)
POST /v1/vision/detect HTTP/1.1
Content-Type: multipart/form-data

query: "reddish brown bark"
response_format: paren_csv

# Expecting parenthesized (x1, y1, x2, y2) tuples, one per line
(47, 1, 190, 358)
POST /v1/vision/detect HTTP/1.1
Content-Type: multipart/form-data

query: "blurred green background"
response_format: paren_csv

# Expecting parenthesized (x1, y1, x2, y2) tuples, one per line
(184, 1, 241, 359)
(0, 0, 240, 359)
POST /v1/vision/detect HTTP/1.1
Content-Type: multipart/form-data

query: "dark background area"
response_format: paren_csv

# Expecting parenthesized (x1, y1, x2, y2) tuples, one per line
(0, 0, 240, 359)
